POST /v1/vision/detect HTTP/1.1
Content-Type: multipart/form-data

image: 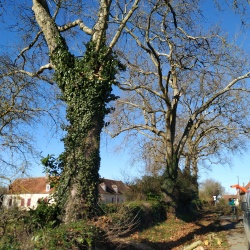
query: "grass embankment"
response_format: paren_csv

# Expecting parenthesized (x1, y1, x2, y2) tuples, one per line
(121, 212, 231, 249)
(0, 202, 234, 249)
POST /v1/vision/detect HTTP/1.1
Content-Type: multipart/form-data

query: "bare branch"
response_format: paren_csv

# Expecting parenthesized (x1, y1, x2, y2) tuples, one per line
(108, 0, 139, 50)
(58, 19, 93, 35)
(15, 30, 43, 64)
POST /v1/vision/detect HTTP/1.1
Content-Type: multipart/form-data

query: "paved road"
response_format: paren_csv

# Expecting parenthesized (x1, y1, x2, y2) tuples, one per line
(220, 216, 248, 250)
(227, 230, 248, 250)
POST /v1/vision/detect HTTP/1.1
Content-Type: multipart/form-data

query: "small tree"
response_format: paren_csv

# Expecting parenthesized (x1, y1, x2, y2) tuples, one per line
(125, 175, 163, 201)
(199, 178, 225, 204)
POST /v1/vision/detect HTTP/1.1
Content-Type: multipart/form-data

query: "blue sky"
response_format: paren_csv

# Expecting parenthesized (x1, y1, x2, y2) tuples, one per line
(1, 1, 250, 195)
(30, 126, 250, 194)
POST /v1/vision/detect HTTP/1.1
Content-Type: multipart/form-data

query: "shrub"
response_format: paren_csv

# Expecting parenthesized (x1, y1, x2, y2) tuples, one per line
(0, 210, 34, 249)
(27, 199, 60, 228)
(32, 221, 102, 250)
(126, 200, 166, 229)
(96, 201, 167, 239)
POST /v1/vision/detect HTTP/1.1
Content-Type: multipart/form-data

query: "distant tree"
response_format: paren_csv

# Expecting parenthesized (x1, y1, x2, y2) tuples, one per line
(0, 53, 62, 179)
(0, 185, 7, 195)
(199, 178, 225, 203)
(107, 0, 250, 208)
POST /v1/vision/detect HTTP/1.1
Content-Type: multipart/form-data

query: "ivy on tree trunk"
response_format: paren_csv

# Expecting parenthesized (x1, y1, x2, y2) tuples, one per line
(32, 0, 138, 222)
(50, 39, 120, 221)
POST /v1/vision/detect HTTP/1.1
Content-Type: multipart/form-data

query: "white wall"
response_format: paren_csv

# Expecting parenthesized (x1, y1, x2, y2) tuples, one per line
(2, 193, 126, 210)
(2, 193, 51, 210)
(99, 193, 126, 204)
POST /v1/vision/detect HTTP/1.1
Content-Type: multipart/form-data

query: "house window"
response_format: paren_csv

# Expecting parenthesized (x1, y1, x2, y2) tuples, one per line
(46, 184, 50, 192)
(8, 198, 12, 207)
(112, 197, 114, 203)
(21, 199, 25, 206)
(27, 198, 31, 207)
(117, 197, 119, 203)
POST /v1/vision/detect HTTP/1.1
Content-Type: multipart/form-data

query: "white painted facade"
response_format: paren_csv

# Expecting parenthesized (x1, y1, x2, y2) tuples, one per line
(98, 182, 127, 204)
(1, 177, 128, 210)
(99, 193, 126, 204)
(2, 193, 51, 210)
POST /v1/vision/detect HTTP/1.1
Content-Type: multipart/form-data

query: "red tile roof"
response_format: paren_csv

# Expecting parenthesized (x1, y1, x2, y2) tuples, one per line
(8, 177, 51, 194)
(222, 194, 237, 201)
(8, 177, 128, 196)
(98, 178, 128, 195)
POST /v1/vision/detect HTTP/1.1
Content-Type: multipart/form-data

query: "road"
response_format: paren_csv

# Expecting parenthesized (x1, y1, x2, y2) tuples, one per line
(220, 216, 248, 250)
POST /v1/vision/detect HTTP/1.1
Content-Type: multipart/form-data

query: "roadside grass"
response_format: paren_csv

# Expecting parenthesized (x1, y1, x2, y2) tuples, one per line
(125, 212, 231, 249)
(0, 204, 235, 249)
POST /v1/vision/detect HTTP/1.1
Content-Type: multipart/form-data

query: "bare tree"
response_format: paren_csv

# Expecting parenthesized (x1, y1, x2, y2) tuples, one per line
(107, 0, 250, 204)
(199, 178, 225, 203)
(182, 91, 250, 178)
(0, 49, 63, 179)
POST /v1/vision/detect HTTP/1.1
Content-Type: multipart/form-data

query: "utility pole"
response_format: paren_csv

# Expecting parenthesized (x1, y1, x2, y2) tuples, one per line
(237, 176, 240, 198)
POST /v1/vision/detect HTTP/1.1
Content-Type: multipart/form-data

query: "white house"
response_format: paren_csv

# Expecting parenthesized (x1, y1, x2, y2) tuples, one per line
(1, 177, 128, 210)
(98, 178, 128, 204)
(2, 177, 52, 210)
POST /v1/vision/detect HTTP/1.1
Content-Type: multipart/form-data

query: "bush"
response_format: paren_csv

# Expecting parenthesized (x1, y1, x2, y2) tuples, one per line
(0, 209, 106, 250)
(32, 221, 102, 250)
(96, 201, 167, 239)
(0, 234, 20, 250)
(126, 200, 166, 229)
(125, 175, 164, 202)
(0, 210, 34, 249)
(27, 199, 60, 228)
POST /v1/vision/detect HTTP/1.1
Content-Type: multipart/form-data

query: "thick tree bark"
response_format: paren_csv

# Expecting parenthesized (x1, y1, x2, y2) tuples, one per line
(32, 0, 61, 55)
(32, 0, 139, 222)
(32, 0, 112, 221)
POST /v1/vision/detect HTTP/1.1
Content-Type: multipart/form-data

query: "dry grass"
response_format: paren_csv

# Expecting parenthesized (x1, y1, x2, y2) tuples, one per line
(117, 212, 232, 249)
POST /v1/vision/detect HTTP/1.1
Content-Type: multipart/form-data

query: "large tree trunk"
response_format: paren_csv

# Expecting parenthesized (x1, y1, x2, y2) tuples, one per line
(32, 0, 115, 221)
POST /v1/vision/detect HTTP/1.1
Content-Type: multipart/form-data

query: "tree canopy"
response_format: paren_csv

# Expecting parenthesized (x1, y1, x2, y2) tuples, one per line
(1, 0, 250, 217)
(107, 0, 250, 203)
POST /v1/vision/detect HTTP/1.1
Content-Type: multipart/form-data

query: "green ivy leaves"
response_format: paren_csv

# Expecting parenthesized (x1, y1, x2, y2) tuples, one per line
(50, 39, 124, 220)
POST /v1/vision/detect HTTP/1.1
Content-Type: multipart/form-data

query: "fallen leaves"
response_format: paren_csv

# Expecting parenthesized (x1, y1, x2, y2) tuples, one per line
(126, 213, 229, 250)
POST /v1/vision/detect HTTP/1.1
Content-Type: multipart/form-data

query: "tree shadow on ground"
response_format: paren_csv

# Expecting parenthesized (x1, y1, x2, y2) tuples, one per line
(117, 214, 240, 250)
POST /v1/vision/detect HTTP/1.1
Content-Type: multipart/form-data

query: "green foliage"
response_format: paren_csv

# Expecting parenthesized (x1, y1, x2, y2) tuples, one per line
(126, 201, 167, 229)
(189, 198, 203, 211)
(0, 209, 103, 250)
(0, 235, 20, 250)
(41, 154, 63, 189)
(174, 170, 200, 212)
(41, 154, 64, 177)
(125, 175, 164, 202)
(48, 37, 125, 220)
(32, 221, 101, 250)
(0, 210, 32, 249)
(28, 200, 60, 228)
(98, 203, 120, 214)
